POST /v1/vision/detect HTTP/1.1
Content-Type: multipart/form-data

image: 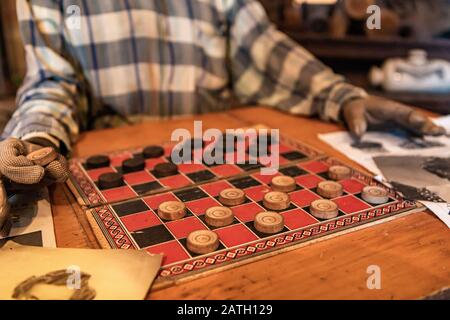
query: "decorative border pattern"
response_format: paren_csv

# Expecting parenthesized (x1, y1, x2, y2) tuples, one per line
(92, 206, 137, 250)
(70, 162, 105, 206)
(90, 197, 415, 279)
(158, 199, 415, 278)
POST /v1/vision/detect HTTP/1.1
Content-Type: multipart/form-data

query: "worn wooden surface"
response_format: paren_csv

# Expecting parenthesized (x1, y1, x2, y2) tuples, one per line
(51, 106, 450, 300)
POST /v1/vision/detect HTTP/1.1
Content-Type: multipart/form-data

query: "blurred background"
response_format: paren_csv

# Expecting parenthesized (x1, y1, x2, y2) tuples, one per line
(1, 0, 450, 130)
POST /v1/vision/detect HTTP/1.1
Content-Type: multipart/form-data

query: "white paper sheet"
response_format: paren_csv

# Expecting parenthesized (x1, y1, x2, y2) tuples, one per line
(318, 116, 450, 229)
(0, 188, 56, 247)
(318, 130, 450, 176)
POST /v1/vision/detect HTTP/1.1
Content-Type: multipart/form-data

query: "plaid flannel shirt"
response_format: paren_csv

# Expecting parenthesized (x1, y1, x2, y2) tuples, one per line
(2, 0, 367, 150)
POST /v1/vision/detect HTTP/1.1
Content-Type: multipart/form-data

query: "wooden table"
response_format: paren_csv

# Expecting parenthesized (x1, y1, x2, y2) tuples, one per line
(51, 106, 450, 300)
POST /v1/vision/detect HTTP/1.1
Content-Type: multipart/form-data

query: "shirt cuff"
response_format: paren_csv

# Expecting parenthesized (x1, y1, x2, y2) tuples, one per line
(322, 83, 368, 123)
(22, 132, 61, 150)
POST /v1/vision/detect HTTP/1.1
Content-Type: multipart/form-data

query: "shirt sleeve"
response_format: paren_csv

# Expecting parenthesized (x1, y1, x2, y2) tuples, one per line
(1, 0, 82, 151)
(228, 0, 367, 122)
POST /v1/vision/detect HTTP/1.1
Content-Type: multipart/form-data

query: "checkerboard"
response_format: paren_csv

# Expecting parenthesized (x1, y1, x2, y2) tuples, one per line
(68, 134, 323, 208)
(85, 157, 419, 285)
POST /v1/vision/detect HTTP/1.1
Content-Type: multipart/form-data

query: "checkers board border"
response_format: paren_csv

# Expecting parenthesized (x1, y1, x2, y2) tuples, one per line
(84, 156, 422, 286)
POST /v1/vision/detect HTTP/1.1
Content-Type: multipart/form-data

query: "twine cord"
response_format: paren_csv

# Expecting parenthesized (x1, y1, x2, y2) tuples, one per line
(12, 269, 96, 300)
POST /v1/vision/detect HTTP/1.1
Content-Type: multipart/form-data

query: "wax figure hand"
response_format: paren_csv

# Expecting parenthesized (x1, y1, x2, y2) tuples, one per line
(342, 96, 446, 138)
(0, 138, 68, 232)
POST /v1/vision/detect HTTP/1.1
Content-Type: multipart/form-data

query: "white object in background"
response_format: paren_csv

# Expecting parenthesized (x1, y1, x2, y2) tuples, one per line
(370, 49, 450, 93)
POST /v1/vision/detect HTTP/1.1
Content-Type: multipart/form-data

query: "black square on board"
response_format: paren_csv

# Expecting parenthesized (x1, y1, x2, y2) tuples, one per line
(279, 166, 307, 177)
(229, 176, 261, 189)
(317, 172, 331, 180)
(174, 187, 208, 202)
(112, 199, 149, 217)
(281, 151, 307, 161)
(131, 225, 174, 248)
(236, 162, 264, 172)
(132, 181, 163, 195)
(187, 170, 216, 183)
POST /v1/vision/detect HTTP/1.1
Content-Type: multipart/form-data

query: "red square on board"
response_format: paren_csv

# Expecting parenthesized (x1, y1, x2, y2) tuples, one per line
(252, 172, 280, 185)
(300, 161, 329, 173)
(110, 153, 132, 167)
(232, 203, 264, 223)
(210, 164, 242, 177)
(333, 195, 371, 214)
(282, 209, 318, 230)
(143, 193, 178, 210)
(120, 211, 161, 232)
(271, 144, 292, 154)
(245, 185, 271, 202)
(215, 224, 258, 247)
(160, 175, 191, 189)
(177, 163, 207, 174)
(123, 171, 154, 185)
(87, 167, 115, 181)
(340, 179, 366, 194)
(200, 180, 233, 197)
(166, 217, 207, 239)
(295, 174, 324, 189)
(290, 189, 321, 208)
(146, 240, 190, 266)
(185, 197, 220, 215)
(102, 186, 136, 203)
(145, 158, 166, 170)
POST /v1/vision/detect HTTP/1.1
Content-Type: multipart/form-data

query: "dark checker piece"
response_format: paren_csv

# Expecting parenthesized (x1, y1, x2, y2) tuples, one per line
(98, 172, 124, 190)
(153, 162, 178, 177)
(86, 155, 110, 169)
(122, 157, 145, 173)
(143, 146, 164, 159)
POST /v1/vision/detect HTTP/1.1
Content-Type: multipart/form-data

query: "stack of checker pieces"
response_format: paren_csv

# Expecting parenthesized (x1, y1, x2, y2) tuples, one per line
(67, 131, 420, 286)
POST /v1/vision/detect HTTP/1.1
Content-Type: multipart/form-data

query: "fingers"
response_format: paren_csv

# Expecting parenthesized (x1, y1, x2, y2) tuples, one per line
(364, 97, 446, 137)
(0, 138, 45, 185)
(343, 100, 368, 138)
(45, 155, 69, 183)
(406, 111, 446, 137)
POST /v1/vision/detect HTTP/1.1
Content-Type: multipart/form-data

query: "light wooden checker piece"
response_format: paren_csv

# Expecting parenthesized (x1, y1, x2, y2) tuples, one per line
(271, 176, 296, 192)
(205, 206, 234, 228)
(219, 188, 246, 206)
(263, 191, 291, 211)
(362, 186, 389, 204)
(310, 199, 339, 219)
(187, 230, 220, 255)
(317, 181, 344, 199)
(26, 147, 57, 167)
(157, 201, 186, 221)
(254, 211, 284, 234)
(328, 165, 352, 181)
